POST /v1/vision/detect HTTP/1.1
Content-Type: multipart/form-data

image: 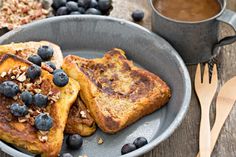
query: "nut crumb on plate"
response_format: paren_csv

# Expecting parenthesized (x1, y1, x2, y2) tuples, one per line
(97, 137, 104, 145)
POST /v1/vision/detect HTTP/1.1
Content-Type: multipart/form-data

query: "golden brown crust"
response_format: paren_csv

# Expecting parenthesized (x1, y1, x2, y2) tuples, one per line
(62, 48, 171, 133)
(65, 97, 96, 136)
(0, 54, 80, 156)
(0, 41, 63, 68)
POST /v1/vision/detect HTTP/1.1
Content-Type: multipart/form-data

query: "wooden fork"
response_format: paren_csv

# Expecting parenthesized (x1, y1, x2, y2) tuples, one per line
(195, 64, 218, 157)
(196, 76, 236, 157)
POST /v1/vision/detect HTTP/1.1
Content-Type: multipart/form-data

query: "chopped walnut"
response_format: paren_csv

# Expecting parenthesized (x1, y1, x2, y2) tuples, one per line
(39, 130, 49, 136)
(41, 62, 53, 73)
(1, 72, 7, 77)
(25, 83, 33, 91)
(38, 135, 48, 143)
(17, 72, 26, 82)
(13, 96, 18, 100)
(34, 88, 42, 93)
(18, 117, 27, 123)
(50, 92, 60, 102)
(0, 0, 50, 30)
(97, 137, 104, 145)
(80, 111, 87, 118)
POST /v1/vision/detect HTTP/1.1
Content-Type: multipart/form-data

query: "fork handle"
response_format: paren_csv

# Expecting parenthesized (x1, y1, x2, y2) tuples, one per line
(199, 105, 211, 157)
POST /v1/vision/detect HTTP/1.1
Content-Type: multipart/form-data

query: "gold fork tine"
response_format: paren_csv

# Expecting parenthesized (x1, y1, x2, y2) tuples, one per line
(211, 64, 218, 84)
(203, 64, 210, 83)
(195, 64, 201, 85)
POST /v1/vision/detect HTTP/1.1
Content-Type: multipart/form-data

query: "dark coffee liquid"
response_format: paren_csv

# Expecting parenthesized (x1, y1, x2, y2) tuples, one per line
(154, 0, 221, 21)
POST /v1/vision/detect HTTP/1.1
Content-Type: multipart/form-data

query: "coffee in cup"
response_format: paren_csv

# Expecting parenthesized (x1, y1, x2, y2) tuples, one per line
(154, 0, 221, 22)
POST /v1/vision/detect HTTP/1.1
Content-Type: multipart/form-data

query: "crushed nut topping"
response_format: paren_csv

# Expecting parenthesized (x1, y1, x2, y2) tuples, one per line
(80, 111, 87, 119)
(38, 134, 48, 143)
(39, 130, 49, 136)
(18, 117, 27, 123)
(97, 137, 104, 145)
(0, 0, 50, 30)
(16, 72, 26, 82)
(0, 72, 6, 78)
(0, 65, 62, 143)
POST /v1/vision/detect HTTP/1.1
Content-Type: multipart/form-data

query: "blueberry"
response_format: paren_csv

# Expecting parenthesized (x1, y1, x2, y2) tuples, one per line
(10, 103, 28, 117)
(26, 65, 41, 80)
(66, 134, 83, 149)
(28, 55, 42, 66)
(61, 153, 73, 157)
(35, 113, 53, 131)
(133, 137, 148, 148)
(53, 71, 69, 87)
(98, 0, 112, 12)
(52, 0, 67, 10)
(66, 1, 79, 12)
(33, 93, 48, 108)
(53, 69, 64, 74)
(70, 11, 81, 15)
(56, 6, 69, 15)
(44, 61, 56, 71)
(121, 143, 136, 155)
(20, 91, 33, 106)
(77, 0, 91, 9)
(90, 0, 98, 8)
(131, 10, 144, 22)
(78, 7, 85, 14)
(37, 45, 54, 61)
(0, 81, 19, 98)
(85, 8, 101, 15)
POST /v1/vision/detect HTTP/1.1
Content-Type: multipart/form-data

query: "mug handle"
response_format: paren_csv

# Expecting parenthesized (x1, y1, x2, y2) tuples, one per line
(212, 9, 236, 56)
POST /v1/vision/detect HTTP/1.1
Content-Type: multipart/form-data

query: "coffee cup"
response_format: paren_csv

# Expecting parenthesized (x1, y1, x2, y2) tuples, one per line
(149, 0, 236, 64)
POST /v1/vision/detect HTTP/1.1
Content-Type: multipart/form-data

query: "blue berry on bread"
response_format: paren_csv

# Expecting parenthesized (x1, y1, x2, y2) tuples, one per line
(28, 55, 42, 66)
(35, 113, 53, 131)
(20, 91, 33, 106)
(33, 93, 48, 108)
(26, 65, 41, 80)
(53, 71, 69, 87)
(0, 81, 19, 98)
(10, 103, 28, 117)
(37, 45, 54, 61)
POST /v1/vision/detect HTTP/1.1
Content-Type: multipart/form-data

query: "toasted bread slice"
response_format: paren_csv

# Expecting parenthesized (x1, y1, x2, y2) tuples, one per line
(0, 41, 63, 68)
(0, 54, 80, 156)
(62, 48, 171, 133)
(65, 97, 96, 136)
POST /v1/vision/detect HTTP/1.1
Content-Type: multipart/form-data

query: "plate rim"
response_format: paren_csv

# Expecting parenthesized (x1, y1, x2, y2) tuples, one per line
(0, 15, 192, 157)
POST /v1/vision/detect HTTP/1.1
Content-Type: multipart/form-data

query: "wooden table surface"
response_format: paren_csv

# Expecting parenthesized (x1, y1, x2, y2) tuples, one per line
(1, 0, 236, 157)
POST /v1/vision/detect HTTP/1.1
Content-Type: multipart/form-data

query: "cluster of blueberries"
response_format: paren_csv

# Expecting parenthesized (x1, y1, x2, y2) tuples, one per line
(52, 0, 112, 16)
(121, 137, 148, 155)
(0, 45, 69, 131)
(51, 0, 145, 22)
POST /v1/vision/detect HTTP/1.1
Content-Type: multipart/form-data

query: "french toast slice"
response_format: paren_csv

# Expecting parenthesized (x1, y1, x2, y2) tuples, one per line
(0, 41, 63, 68)
(62, 48, 171, 133)
(65, 97, 96, 136)
(0, 54, 80, 156)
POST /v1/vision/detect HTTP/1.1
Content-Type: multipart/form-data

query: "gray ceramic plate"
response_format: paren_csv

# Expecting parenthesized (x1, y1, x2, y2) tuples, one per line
(0, 16, 191, 157)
